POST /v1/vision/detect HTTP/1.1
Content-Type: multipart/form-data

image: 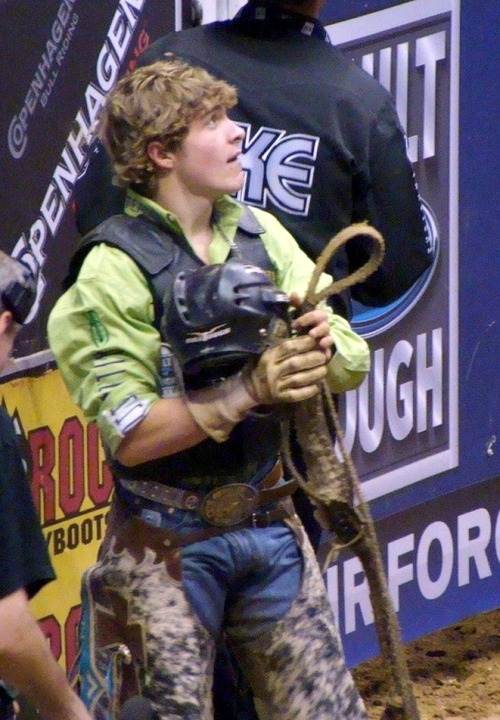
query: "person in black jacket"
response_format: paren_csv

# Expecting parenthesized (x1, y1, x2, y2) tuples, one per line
(75, 0, 431, 554)
(76, 0, 431, 320)
(0, 251, 92, 720)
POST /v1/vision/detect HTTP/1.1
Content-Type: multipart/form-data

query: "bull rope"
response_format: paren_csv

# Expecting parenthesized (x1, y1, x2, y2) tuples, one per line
(281, 222, 420, 720)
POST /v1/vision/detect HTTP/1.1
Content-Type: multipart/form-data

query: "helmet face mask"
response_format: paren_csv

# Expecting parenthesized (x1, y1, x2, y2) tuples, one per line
(163, 261, 290, 386)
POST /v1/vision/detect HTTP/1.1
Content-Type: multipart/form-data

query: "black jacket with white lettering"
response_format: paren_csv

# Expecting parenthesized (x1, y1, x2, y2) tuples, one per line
(75, 4, 431, 315)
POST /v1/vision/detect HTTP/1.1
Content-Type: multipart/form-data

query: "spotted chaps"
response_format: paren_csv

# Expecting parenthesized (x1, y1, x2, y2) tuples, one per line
(77, 499, 367, 720)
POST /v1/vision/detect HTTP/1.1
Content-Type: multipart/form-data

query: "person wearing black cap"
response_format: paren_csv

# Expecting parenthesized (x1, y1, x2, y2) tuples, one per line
(0, 251, 92, 720)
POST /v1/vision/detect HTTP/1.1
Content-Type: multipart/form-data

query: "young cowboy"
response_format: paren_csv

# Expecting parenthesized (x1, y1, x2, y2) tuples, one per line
(48, 58, 370, 719)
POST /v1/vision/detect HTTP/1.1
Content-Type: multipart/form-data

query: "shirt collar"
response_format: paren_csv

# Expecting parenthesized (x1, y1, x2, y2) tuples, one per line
(234, 1, 330, 43)
(125, 190, 181, 233)
(124, 190, 246, 253)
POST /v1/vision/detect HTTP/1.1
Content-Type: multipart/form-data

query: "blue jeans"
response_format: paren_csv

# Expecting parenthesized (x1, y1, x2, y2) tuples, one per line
(79, 470, 366, 720)
(121, 462, 302, 642)
(119, 470, 301, 719)
(131, 487, 302, 641)
(181, 524, 302, 642)
(79, 479, 367, 718)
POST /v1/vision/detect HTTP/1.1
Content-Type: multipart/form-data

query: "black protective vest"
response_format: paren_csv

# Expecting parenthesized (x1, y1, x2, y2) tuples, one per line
(65, 209, 282, 490)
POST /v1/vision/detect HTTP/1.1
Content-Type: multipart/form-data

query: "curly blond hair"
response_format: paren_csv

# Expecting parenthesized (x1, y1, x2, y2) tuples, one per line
(99, 56, 238, 197)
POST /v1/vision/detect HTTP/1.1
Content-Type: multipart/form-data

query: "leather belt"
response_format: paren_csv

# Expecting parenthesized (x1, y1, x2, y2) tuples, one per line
(118, 460, 296, 528)
(164, 501, 296, 547)
(113, 495, 297, 550)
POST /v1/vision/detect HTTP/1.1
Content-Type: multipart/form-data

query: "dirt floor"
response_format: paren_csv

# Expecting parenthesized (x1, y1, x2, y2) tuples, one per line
(16, 609, 499, 720)
(353, 607, 500, 720)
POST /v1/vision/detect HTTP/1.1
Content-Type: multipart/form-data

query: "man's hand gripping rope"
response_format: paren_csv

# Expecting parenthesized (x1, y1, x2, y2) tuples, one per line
(186, 327, 329, 443)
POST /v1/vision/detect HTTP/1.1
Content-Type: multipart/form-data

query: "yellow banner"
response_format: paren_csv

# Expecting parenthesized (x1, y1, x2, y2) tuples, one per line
(1, 368, 112, 672)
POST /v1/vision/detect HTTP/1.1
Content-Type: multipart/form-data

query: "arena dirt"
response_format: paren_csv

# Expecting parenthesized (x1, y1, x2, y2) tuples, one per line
(16, 609, 500, 719)
(353, 607, 500, 720)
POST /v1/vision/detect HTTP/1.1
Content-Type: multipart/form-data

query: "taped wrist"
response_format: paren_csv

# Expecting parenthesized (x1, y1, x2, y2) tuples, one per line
(185, 373, 258, 443)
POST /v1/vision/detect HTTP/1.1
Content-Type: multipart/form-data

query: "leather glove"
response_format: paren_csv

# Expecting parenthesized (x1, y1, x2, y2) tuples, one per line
(185, 335, 327, 443)
(186, 373, 258, 443)
(242, 334, 328, 404)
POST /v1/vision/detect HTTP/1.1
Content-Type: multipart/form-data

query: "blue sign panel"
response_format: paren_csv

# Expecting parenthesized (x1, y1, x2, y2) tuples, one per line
(320, 0, 499, 664)
(327, 474, 500, 665)
(327, 0, 460, 505)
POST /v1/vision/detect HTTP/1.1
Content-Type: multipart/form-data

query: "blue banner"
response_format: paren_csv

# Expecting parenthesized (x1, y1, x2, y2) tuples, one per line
(320, 0, 500, 663)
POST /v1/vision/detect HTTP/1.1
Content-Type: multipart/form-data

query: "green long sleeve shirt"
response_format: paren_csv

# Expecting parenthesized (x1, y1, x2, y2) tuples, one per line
(48, 193, 370, 455)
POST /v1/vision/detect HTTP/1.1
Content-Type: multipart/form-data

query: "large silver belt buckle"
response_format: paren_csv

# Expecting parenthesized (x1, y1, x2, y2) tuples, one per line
(200, 484, 259, 527)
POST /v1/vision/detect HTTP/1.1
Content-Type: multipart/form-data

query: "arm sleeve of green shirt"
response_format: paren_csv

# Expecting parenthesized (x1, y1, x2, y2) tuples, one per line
(252, 207, 371, 393)
(47, 244, 177, 455)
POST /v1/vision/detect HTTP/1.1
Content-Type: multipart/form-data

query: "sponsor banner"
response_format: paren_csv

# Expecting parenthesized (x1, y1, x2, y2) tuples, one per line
(1, 0, 496, 672)
(1, 0, 194, 679)
(324, 0, 460, 505)
(3, 369, 497, 671)
(1, 368, 112, 671)
(1, 0, 182, 359)
(327, 473, 500, 666)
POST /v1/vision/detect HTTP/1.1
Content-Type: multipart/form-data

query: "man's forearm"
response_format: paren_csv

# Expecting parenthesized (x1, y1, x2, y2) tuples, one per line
(0, 590, 91, 720)
(115, 394, 208, 466)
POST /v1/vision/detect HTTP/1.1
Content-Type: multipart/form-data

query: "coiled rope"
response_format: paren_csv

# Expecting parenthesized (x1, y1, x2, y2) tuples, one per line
(281, 222, 420, 720)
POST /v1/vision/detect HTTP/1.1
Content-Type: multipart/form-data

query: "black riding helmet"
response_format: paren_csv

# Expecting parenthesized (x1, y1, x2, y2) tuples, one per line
(163, 261, 291, 385)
